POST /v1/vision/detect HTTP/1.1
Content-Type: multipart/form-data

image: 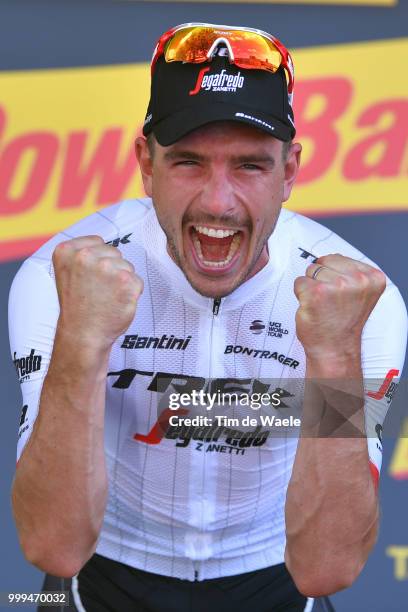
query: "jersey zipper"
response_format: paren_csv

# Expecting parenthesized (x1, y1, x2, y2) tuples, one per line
(212, 297, 221, 316)
(209, 298, 221, 378)
(189, 297, 222, 584)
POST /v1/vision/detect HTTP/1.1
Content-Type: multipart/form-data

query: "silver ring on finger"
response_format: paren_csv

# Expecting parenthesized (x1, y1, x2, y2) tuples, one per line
(311, 265, 325, 280)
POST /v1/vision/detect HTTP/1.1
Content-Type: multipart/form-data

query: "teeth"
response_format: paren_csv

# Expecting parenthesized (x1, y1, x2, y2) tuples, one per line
(194, 226, 237, 239)
(193, 236, 203, 260)
(192, 233, 241, 268)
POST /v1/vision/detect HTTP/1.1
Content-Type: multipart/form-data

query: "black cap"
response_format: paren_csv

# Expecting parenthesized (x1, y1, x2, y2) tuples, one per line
(143, 55, 296, 145)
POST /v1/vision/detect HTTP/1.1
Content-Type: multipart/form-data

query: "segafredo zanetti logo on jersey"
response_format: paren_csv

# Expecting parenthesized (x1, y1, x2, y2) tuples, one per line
(13, 349, 42, 383)
(107, 369, 298, 454)
(189, 67, 245, 96)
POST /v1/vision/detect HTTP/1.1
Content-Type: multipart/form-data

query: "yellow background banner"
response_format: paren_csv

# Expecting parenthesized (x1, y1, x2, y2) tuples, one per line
(389, 418, 408, 479)
(0, 38, 407, 253)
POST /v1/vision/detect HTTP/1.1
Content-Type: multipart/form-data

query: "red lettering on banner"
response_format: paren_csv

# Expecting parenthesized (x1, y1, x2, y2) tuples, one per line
(0, 112, 59, 215)
(57, 128, 138, 209)
(0, 105, 6, 141)
(295, 77, 353, 184)
(343, 100, 408, 180)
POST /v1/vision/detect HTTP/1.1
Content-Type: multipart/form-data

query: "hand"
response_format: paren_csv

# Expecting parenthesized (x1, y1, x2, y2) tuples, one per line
(294, 254, 386, 361)
(53, 235, 143, 350)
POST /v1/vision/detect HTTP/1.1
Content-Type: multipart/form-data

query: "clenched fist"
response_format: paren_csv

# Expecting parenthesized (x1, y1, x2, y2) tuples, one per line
(53, 235, 143, 350)
(294, 254, 386, 361)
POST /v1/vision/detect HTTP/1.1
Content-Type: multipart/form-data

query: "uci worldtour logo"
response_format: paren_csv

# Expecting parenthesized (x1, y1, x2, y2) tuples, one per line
(250, 320, 289, 339)
(189, 67, 245, 96)
(250, 320, 265, 335)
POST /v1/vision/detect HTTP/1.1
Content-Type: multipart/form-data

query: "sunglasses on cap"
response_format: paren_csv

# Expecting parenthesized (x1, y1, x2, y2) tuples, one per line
(151, 22, 295, 104)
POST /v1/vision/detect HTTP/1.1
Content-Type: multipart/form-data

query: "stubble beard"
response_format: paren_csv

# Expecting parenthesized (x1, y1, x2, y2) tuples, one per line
(165, 228, 271, 299)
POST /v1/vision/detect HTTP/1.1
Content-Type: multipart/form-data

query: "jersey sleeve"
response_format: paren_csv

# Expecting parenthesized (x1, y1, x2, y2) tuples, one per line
(361, 281, 408, 484)
(8, 259, 60, 462)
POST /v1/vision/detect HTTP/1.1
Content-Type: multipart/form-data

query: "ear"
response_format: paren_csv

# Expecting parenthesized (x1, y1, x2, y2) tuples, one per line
(135, 136, 153, 197)
(283, 142, 302, 203)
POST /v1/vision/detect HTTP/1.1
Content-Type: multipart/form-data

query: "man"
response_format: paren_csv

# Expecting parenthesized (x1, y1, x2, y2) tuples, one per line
(9, 23, 407, 612)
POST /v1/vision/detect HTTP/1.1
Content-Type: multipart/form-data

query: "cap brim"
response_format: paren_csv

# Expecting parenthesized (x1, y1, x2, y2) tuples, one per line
(153, 102, 294, 146)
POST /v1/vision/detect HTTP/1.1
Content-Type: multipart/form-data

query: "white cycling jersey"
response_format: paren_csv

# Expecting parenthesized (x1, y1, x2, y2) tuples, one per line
(9, 198, 407, 581)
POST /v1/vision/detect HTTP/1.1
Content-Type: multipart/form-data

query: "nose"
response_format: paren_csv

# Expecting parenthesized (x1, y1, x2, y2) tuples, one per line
(199, 166, 237, 219)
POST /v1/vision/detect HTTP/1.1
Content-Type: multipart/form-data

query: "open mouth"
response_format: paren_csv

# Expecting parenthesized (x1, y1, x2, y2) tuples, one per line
(189, 225, 243, 272)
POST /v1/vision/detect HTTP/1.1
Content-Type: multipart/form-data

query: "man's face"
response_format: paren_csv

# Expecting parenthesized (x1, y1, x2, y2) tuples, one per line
(136, 122, 301, 298)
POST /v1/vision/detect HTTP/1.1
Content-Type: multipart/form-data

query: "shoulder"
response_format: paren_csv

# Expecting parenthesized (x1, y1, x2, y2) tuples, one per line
(278, 209, 367, 261)
(279, 208, 391, 271)
(278, 208, 407, 325)
(26, 197, 153, 269)
(9, 197, 154, 300)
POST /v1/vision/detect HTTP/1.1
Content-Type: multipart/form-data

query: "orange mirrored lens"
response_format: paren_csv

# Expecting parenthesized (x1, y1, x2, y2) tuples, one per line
(165, 27, 217, 63)
(165, 27, 282, 73)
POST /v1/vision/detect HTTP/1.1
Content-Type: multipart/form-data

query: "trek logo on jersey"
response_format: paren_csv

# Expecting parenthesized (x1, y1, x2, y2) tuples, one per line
(18, 404, 29, 439)
(189, 67, 245, 96)
(19, 404, 28, 427)
(298, 248, 318, 262)
(121, 334, 192, 351)
(225, 345, 299, 368)
(107, 369, 296, 454)
(249, 320, 289, 338)
(108, 369, 295, 408)
(13, 349, 42, 383)
(105, 233, 132, 248)
(373, 424, 384, 465)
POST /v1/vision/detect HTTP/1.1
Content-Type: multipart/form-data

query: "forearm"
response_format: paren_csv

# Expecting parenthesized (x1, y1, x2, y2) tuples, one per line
(12, 326, 110, 577)
(285, 354, 379, 596)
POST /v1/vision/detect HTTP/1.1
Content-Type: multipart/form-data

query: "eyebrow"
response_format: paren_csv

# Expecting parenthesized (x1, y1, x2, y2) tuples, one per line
(232, 154, 276, 167)
(163, 150, 276, 167)
(163, 150, 206, 162)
